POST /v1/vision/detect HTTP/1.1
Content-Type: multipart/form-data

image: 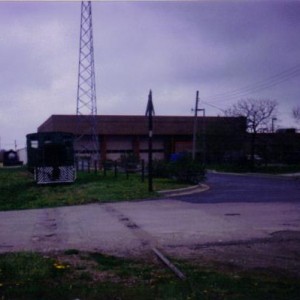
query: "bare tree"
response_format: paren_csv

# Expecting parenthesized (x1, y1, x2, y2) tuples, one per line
(293, 106, 300, 123)
(225, 98, 278, 166)
(225, 98, 278, 133)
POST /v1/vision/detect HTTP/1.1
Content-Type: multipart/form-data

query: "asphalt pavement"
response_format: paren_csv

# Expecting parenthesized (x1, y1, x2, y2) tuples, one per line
(172, 171, 300, 203)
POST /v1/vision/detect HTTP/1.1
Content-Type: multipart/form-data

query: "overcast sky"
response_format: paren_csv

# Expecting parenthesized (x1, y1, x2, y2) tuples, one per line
(0, 0, 300, 149)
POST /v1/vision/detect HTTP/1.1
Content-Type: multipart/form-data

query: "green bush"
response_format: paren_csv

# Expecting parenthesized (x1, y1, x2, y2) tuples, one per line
(119, 153, 140, 171)
(152, 154, 206, 184)
(152, 159, 170, 178)
(169, 154, 206, 184)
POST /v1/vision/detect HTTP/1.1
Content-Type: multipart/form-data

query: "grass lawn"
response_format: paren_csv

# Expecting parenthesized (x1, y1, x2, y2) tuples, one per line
(0, 251, 299, 300)
(0, 167, 190, 211)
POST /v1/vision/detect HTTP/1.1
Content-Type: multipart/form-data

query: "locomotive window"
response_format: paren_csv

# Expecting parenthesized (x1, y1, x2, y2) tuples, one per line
(31, 140, 38, 149)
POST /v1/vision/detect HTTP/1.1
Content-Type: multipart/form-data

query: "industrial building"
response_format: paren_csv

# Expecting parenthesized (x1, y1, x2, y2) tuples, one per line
(38, 114, 247, 164)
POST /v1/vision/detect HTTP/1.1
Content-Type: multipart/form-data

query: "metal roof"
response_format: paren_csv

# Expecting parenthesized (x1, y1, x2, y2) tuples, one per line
(38, 114, 246, 136)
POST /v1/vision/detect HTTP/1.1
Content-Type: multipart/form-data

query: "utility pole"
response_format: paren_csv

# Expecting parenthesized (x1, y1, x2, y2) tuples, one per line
(76, 1, 99, 165)
(145, 90, 155, 192)
(192, 91, 206, 165)
(192, 91, 199, 160)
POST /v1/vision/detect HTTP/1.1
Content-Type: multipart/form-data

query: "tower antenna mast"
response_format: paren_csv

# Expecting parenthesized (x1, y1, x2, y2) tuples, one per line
(76, 1, 99, 164)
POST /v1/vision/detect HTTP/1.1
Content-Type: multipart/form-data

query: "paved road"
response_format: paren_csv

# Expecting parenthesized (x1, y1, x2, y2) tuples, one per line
(173, 172, 300, 203)
(0, 173, 299, 270)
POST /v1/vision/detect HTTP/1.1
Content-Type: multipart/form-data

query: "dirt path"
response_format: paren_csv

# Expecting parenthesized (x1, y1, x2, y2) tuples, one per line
(164, 230, 300, 277)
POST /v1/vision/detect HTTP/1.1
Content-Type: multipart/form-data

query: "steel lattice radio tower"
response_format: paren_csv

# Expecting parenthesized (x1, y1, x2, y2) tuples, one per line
(76, 1, 99, 163)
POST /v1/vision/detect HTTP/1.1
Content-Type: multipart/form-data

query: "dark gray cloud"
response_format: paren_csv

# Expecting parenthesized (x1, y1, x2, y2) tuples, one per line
(0, 1, 299, 149)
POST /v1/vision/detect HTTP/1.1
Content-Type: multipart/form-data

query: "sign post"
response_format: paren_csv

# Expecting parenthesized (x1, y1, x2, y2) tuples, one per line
(145, 90, 155, 192)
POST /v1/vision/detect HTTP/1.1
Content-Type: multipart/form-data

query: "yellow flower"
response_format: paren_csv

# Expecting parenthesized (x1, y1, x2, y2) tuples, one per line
(54, 262, 68, 269)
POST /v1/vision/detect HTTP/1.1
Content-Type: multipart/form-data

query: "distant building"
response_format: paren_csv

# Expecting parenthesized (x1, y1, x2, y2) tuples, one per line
(276, 128, 297, 134)
(3, 150, 23, 166)
(254, 129, 300, 164)
(37, 114, 247, 164)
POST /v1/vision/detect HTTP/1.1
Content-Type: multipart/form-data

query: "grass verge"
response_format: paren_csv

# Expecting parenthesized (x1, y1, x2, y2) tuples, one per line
(0, 167, 190, 211)
(0, 251, 299, 300)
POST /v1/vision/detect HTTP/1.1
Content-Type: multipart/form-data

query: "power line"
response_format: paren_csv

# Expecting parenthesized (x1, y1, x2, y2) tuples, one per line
(202, 100, 226, 113)
(205, 64, 300, 101)
(205, 64, 300, 103)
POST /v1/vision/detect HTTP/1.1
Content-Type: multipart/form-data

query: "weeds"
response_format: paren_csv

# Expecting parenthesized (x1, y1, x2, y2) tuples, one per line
(0, 251, 299, 300)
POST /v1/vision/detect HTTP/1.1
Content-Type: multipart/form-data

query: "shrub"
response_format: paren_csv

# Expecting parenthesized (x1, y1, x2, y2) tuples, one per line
(169, 154, 206, 184)
(119, 153, 140, 171)
(152, 154, 206, 184)
(152, 159, 170, 178)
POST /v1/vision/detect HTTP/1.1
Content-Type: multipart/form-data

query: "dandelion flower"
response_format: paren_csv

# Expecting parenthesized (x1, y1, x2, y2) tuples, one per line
(54, 262, 68, 269)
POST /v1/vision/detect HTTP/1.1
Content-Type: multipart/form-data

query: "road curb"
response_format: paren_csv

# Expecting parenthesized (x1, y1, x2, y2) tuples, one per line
(157, 183, 210, 197)
(208, 170, 300, 180)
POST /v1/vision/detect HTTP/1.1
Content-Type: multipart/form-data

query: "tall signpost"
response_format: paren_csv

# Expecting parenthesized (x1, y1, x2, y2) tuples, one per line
(145, 90, 155, 192)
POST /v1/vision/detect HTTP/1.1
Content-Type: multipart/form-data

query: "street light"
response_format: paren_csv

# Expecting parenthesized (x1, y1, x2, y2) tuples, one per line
(271, 117, 277, 133)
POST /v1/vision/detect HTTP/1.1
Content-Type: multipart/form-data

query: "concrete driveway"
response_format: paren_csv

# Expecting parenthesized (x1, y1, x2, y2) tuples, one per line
(0, 199, 299, 254)
(1, 172, 300, 274)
